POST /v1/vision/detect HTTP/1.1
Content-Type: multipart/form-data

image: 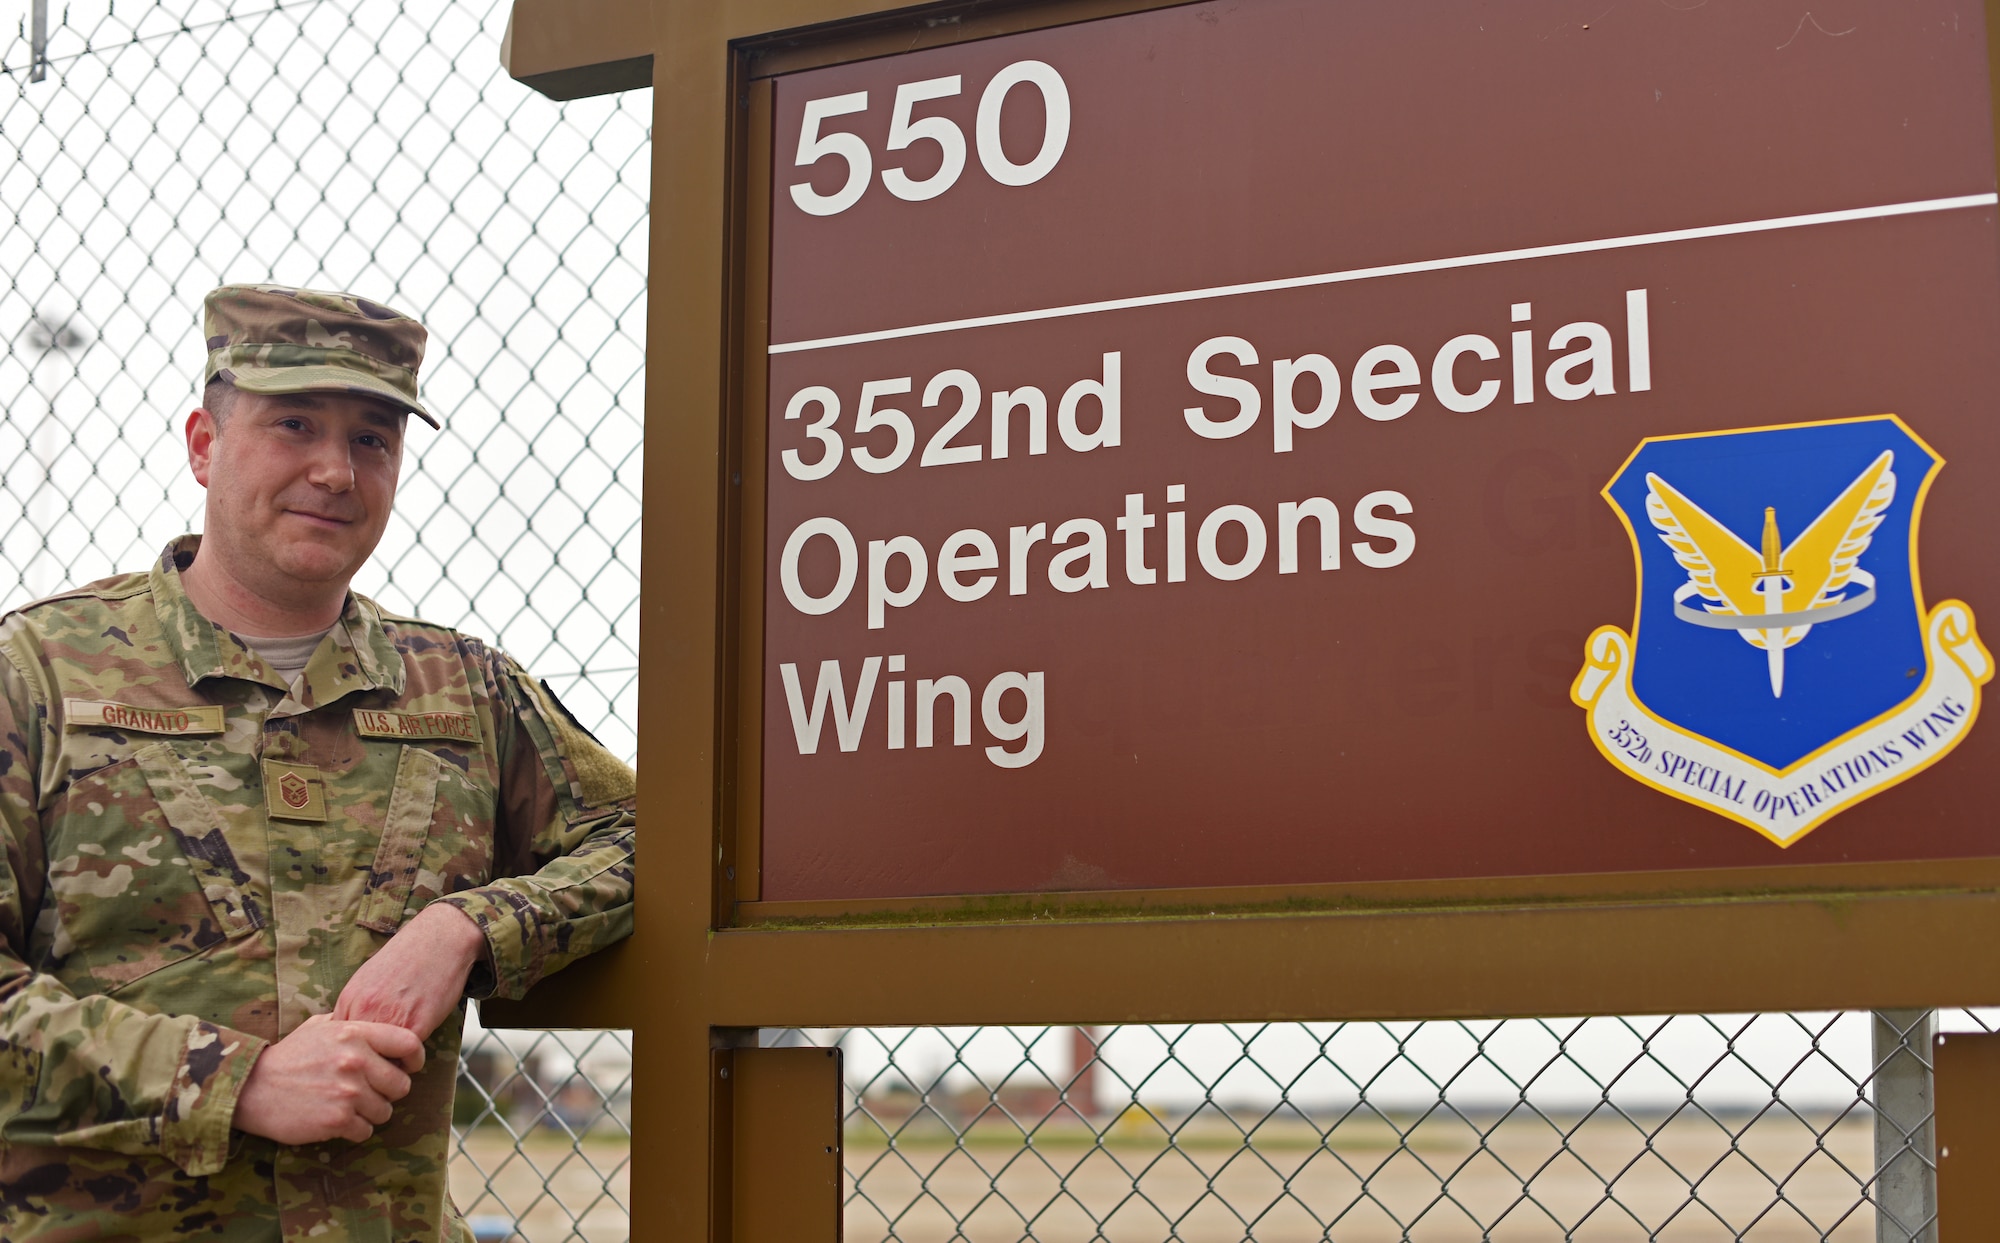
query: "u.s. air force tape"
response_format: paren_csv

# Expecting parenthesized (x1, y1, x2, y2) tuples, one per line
(65, 699, 224, 735)
(353, 708, 479, 742)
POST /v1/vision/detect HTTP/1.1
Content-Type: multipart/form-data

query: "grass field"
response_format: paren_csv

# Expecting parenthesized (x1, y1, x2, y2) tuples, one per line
(447, 1108, 1881, 1241)
(841, 1110, 1879, 1241)
(452, 1131, 632, 1243)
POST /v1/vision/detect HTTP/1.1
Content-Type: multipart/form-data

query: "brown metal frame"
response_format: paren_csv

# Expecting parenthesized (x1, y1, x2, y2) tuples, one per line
(1936, 1029, 2000, 1231)
(489, 0, 2000, 1233)
(717, 1045, 845, 1242)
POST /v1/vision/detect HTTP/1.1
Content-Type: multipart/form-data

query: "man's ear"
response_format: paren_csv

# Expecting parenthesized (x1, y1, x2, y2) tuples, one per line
(186, 408, 218, 488)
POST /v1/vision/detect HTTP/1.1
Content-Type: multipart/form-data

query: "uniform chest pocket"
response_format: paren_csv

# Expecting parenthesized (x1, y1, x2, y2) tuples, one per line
(47, 743, 263, 992)
(356, 745, 494, 933)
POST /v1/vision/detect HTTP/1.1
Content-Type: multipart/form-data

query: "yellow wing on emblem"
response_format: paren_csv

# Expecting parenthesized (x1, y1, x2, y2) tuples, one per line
(1645, 451, 1896, 653)
(1780, 449, 1895, 614)
(1644, 474, 1763, 618)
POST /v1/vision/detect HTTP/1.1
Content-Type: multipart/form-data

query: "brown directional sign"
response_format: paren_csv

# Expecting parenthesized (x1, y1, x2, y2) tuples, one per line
(492, 0, 2000, 1025)
(757, 0, 2000, 902)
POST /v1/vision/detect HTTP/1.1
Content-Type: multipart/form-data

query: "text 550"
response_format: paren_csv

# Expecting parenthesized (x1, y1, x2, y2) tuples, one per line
(790, 61, 1070, 217)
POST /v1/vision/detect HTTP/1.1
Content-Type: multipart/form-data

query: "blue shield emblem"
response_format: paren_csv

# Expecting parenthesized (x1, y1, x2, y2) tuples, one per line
(1573, 416, 1991, 844)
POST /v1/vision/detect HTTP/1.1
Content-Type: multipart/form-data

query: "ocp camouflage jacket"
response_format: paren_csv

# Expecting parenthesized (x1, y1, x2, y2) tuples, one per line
(0, 537, 637, 1241)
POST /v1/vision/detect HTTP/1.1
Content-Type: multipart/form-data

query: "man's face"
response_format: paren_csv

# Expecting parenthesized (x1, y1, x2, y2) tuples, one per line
(187, 390, 406, 598)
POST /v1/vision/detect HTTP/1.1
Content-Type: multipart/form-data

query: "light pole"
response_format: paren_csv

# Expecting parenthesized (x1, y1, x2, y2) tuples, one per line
(23, 313, 86, 600)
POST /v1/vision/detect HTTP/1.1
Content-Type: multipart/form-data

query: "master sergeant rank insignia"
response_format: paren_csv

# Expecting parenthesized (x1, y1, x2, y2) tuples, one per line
(262, 759, 328, 822)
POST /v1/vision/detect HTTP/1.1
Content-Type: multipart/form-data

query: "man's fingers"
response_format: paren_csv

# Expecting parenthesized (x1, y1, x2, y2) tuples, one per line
(362, 1054, 414, 1104)
(352, 1020, 427, 1073)
(355, 1089, 396, 1127)
(235, 1015, 432, 1146)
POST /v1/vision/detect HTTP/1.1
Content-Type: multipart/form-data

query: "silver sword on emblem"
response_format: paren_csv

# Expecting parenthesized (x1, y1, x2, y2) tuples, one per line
(1750, 507, 1791, 698)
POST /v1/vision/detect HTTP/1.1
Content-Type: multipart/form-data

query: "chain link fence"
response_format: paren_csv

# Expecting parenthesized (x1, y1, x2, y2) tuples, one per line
(2, 1, 643, 1238)
(781, 1011, 1983, 1241)
(0, 2, 1974, 1241)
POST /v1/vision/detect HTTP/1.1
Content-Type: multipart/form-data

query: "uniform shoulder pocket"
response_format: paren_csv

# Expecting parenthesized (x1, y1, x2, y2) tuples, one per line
(518, 674, 635, 807)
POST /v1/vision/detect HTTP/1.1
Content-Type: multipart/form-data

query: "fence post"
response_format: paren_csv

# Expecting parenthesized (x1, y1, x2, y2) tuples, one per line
(1873, 1009, 1938, 1243)
(1068, 1026, 1099, 1124)
(28, 0, 46, 82)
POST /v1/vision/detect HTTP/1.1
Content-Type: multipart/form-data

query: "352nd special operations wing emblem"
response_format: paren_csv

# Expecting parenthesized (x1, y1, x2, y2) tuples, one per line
(1572, 416, 1992, 844)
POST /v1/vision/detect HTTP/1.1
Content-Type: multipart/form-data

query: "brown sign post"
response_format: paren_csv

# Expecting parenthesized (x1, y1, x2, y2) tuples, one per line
(493, 0, 2000, 1234)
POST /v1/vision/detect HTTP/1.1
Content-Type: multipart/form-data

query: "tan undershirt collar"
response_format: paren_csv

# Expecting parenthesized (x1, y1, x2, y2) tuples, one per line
(236, 627, 334, 685)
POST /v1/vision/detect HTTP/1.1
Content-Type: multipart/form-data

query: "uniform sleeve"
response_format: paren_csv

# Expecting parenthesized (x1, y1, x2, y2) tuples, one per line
(437, 657, 635, 1001)
(0, 628, 266, 1177)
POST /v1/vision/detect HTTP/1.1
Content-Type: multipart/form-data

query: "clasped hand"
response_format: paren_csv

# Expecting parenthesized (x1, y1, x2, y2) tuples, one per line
(233, 903, 487, 1145)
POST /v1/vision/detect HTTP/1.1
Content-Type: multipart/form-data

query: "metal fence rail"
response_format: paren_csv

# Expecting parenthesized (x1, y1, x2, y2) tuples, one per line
(0, 2, 1966, 1241)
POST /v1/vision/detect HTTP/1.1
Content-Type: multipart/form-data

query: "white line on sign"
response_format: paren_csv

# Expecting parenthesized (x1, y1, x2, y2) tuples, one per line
(767, 193, 2000, 355)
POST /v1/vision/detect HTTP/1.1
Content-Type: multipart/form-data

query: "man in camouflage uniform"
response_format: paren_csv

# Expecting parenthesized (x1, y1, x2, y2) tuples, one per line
(0, 285, 637, 1240)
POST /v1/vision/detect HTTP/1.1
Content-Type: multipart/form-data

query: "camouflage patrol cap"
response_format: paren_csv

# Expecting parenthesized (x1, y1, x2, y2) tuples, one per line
(202, 284, 439, 429)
